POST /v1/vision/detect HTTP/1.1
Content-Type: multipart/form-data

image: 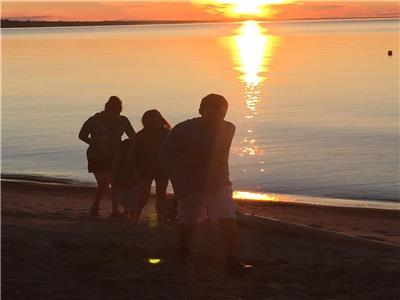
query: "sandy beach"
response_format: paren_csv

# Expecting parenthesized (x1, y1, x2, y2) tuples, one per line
(2, 180, 400, 299)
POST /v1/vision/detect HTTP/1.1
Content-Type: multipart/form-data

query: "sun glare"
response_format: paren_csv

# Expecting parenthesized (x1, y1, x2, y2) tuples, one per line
(233, 191, 291, 202)
(193, 0, 293, 18)
(235, 21, 268, 86)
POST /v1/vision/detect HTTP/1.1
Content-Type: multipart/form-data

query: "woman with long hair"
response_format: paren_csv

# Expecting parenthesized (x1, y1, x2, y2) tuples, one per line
(130, 109, 171, 222)
(79, 96, 135, 217)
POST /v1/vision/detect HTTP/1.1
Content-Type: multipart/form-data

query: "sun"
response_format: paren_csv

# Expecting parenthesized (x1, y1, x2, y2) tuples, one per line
(230, 0, 287, 15)
(193, 0, 293, 18)
(233, 1, 264, 15)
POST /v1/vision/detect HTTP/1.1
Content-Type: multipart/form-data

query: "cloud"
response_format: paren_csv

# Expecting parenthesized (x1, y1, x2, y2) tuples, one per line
(301, 4, 342, 11)
(2, 1, 399, 21)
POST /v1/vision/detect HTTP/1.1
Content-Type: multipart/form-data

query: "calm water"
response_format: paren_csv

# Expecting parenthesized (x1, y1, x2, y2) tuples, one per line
(2, 19, 399, 207)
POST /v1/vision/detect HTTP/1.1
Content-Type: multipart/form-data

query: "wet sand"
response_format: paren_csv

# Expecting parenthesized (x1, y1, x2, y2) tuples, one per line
(237, 200, 400, 246)
(2, 181, 400, 299)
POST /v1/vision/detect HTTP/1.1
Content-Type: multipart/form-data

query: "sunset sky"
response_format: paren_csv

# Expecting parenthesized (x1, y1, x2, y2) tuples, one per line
(2, 1, 399, 21)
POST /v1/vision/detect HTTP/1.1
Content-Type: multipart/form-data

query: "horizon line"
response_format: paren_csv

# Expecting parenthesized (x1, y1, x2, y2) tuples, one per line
(2, 15, 399, 26)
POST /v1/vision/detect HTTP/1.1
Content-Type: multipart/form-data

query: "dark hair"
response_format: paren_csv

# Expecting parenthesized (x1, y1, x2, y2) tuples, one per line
(142, 109, 171, 129)
(200, 94, 228, 111)
(105, 96, 122, 113)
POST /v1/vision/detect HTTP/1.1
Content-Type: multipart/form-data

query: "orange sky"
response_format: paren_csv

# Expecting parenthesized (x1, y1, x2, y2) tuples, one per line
(2, 1, 399, 21)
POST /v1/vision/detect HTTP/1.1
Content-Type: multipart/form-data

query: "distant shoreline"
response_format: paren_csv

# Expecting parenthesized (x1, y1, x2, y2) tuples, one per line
(1, 19, 221, 28)
(1, 16, 399, 28)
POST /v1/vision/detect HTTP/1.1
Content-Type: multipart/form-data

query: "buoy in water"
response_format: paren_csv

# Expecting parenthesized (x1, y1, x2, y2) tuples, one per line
(388, 50, 393, 56)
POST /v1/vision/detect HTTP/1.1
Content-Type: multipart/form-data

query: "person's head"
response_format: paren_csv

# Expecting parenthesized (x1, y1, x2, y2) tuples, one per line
(199, 94, 228, 125)
(142, 109, 171, 130)
(104, 96, 122, 119)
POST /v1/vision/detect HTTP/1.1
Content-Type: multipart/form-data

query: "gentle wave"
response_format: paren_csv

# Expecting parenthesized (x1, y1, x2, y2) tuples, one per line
(1, 173, 91, 186)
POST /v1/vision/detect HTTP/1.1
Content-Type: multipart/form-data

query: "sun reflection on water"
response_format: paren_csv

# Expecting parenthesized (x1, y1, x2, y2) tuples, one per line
(233, 191, 294, 202)
(230, 21, 279, 160)
(234, 21, 268, 87)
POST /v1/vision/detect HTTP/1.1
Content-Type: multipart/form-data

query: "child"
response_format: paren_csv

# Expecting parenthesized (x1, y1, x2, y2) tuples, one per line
(132, 110, 171, 222)
(112, 139, 141, 222)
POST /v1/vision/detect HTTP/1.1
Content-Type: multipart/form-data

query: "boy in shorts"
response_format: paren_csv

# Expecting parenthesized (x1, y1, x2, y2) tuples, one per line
(160, 94, 252, 275)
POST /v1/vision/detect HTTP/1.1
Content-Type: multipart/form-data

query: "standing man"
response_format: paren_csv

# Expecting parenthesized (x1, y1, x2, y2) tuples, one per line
(160, 94, 252, 275)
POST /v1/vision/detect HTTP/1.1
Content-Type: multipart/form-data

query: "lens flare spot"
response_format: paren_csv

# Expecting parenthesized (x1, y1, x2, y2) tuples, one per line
(148, 258, 161, 264)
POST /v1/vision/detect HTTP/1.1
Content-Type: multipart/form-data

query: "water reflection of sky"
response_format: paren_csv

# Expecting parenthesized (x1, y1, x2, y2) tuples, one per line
(3, 21, 398, 203)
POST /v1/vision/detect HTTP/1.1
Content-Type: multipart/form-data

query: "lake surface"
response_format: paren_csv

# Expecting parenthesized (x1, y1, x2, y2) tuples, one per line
(2, 19, 399, 207)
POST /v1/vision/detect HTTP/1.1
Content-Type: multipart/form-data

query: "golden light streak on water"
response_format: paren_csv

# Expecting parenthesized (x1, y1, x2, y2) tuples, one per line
(229, 21, 279, 160)
(233, 191, 282, 201)
(235, 21, 268, 87)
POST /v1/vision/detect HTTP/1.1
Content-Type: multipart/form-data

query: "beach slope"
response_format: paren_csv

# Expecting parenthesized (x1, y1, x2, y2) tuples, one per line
(2, 181, 399, 299)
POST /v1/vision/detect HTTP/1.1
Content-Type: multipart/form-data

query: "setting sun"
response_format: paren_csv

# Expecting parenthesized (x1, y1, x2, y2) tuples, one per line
(230, 0, 291, 15)
(193, 0, 293, 18)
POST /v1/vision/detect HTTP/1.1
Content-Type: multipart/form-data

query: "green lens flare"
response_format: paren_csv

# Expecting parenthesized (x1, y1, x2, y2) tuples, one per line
(148, 258, 161, 264)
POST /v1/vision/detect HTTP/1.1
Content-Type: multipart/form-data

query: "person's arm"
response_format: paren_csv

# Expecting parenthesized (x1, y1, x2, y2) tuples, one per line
(159, 125, 191, 198)
(227, 123, 236, 149)
(78, 119, 92, 145)
(126, 137, 139, 182)
(123, 117, 136, 139)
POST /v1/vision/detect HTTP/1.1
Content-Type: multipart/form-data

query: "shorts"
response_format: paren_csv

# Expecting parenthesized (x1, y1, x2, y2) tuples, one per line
(87, 147, 116, 173)
(178, 186, 237, 225)
(88, 158, 113, 173)
(117, 186, 141, 212)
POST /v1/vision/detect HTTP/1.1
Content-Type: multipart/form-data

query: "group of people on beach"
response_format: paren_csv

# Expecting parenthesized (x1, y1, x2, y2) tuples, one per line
(79, 100, 171, 223)
(79, 94, 252, 275)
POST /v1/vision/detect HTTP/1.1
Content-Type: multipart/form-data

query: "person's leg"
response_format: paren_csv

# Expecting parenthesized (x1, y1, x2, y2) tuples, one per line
(90, 172, 111, 216)
(177, 194, 204, 260)
(155, 178, 168, 222)
(208, 187, 238, 256)
(178, 224, 195, 259)
(127, 185, 143, 224)
(169, 196, 178, 221)
(218, 218, 237, 257)
(218, 218, 252, 275)
(138, 179, 152, 216)
(110, 182, 120, 216)
(118, 188, 129, 219)
(210, 187, 252, 275)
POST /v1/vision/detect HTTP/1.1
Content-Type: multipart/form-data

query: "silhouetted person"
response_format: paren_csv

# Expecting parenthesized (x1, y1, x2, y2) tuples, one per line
(79, 96, 135, 217)
(160, 94, 252, 275)
(129, 109, 171, 223)
(112, 139, 140, 221)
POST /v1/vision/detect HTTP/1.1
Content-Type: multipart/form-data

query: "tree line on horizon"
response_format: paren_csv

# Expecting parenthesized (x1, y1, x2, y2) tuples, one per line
(1, 19, 225, 28)
(1, 16, 396, 28)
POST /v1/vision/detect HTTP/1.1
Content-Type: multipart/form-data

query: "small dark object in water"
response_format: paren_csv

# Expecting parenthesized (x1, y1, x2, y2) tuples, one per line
(388, 50, 393, 56)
